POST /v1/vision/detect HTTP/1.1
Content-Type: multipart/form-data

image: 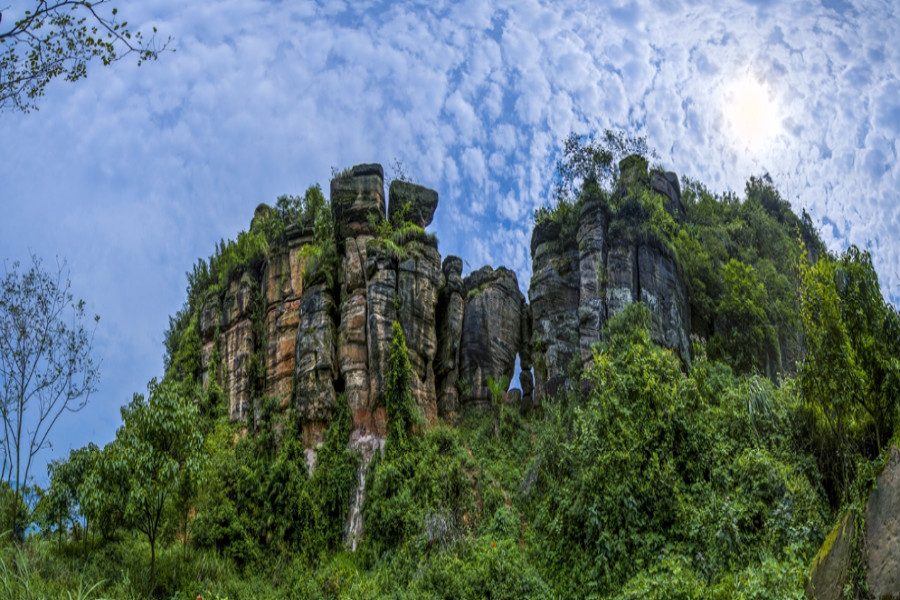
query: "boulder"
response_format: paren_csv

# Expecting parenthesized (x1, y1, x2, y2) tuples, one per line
(864, 445, 900, 598)
(388, 180, 439, 228)
(806, 446, 900, 600)
(806, 514, 854, 600)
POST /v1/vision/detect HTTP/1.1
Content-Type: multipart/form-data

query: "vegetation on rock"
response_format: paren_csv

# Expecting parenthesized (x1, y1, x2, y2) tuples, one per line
(4, 145, 900, 599)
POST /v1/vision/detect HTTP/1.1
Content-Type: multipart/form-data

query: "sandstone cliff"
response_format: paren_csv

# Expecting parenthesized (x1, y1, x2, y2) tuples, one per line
(198, 159, 691, 440)
(529, 156, 690, 401)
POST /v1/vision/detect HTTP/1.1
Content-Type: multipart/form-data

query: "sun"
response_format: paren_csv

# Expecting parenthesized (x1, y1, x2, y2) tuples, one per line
(726, 76, 780, 152)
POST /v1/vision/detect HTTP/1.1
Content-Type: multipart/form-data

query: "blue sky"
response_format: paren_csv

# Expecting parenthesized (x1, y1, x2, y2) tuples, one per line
(1, 0, 898, 484)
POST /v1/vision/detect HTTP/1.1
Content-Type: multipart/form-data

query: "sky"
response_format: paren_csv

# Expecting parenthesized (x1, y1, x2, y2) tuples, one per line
(1, 0, 898, 484)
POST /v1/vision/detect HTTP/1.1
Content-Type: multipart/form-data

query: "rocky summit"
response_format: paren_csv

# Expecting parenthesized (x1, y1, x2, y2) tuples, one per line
(196, 159, 692, 449)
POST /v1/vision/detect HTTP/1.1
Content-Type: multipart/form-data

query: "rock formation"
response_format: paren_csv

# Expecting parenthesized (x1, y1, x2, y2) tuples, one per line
(806, 445, 900, 600)
(459, 266, 530, 407)
(198, 158, 692, 434)
(189, 160, 705, 552)
(435, 256, 465, 418)
(529, 155, 690, 401)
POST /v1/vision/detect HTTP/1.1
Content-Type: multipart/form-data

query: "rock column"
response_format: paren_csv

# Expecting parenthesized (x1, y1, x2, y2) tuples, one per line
(331, 164, 385, 434)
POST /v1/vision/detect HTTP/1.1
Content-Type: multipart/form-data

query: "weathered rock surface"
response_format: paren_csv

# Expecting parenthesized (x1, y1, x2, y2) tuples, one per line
(650, 170, 684, 219)
(460, 266, 529, 406)
(605, 240, 637, 318)
(333, 166, 385, 434)
(263, 231, 308, 407)
(220, 274, 256, 421)
(638, 245, 690, 364)
(529, 158, 691, 401)
(331, 164, 385, 241)
(365, 246, 398, 418)
(529, 219, 580, 399)
(388, 180, 438, 228)
(199, 159, 693, 432)
(806, 445, 900, 600)
(806, 513, 855, 600)
(199, 298, 221, 389)
(865, 445, 900, 599)
(293, 283, 337, 422)
(396, 245, 442, 422)
(435, 256, 465, 418)
(576, 197, 608, 369)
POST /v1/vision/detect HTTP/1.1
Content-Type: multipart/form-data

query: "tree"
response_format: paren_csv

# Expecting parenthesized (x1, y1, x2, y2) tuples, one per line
(0, 254, 99, 538)
(486, 374, 510, 438)
(552, 129, 656, 203)
(35, 444, 95, 549)
(797, 244, 900, 503)
(385, 321, 415, 458)
(113, 378, 205, 587)
(711, 259, 776, 375)
(0, 0, 170, 112)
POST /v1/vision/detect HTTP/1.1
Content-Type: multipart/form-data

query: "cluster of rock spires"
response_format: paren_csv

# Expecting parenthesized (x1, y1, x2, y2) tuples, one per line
(530, 155, 690, 398)
(196, 159, 692, 447)
(189, 161, 900, 589)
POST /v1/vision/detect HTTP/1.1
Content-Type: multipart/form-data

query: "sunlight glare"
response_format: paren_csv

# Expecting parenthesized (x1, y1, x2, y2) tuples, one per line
(726, 76, 780, 152)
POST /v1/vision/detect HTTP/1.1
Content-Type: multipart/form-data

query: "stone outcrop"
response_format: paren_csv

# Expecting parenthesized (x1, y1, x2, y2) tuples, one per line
(198, 158, 690, 436)
(529, 219, 580, 399)
(529, 155, 690, 402)
(435, 256, 465, 418)
(263, 227, 308, 408)
(806, 445, 900, 600)
(333, 165, 384, 435)
(293, 283, 337, 422)
(459, 266, 530, 406)
(331, 164, 386, 240)
(187, 160, 714, 552)
(218, 274, 255, 421)
(395, 245, 442, 422)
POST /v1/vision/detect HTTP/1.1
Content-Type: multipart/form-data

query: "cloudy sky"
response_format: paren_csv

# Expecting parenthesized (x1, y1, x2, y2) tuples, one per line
(2, 0, 898, 480)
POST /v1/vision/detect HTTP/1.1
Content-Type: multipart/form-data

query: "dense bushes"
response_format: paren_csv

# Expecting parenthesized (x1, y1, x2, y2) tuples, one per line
(528, 304, 828, 597)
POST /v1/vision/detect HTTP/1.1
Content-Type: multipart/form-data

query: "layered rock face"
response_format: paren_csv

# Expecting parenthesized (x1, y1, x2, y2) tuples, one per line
(435, 256, 465, 417)
(530, 219, 580, 399)
(332, 164, 384, 435)
(200, 159, 691, 436)
(199, 166, 455, 437)
(459, 266, 531, 407)
(529, 157, 690, 401)
(199, 224, 311, 422)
